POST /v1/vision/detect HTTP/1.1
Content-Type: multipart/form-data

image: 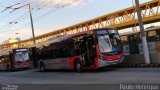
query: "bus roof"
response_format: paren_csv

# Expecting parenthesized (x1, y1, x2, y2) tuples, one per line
(68, 28, 118, 38)
(29, 34, 69, 48)
(29, 28, 117, 48)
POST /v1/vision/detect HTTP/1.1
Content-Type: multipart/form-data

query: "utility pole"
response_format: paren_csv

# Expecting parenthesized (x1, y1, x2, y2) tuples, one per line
(135, 0, 150, 64)
(15, 33, 19, 39)
(28, 3, 36, 44)
(15, 33, 19, 48)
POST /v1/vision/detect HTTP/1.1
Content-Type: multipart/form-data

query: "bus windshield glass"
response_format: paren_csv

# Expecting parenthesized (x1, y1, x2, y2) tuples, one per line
(97, 29, 122, 54)
(15, 51, 29, 61)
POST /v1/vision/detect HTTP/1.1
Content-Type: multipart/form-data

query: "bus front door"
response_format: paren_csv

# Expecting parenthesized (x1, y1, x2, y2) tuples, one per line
(9, 53, 14, 70)
(30, 47, 38, 68)
(81, 36, 95, 67)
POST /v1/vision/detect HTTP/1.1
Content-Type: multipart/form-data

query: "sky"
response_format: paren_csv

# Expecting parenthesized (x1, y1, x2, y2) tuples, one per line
(0, 0, 155, 43)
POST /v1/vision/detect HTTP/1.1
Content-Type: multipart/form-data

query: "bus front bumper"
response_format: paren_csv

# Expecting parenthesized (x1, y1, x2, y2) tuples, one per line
(15, 64, 30, 69)
(98, 56, 124, 67)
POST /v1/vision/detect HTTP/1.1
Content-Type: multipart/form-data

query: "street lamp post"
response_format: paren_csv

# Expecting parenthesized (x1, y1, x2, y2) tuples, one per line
(28, 3, 36, 44)
(15, 32, 19, 48)
(15, 32, 19, 39)
(134, 0, 150, 64)
(9, 3, 36, 44)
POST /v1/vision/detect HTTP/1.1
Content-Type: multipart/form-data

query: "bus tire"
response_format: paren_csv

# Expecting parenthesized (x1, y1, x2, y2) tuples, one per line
(40, 62, 46, 72)
(74, 60, 82, 72)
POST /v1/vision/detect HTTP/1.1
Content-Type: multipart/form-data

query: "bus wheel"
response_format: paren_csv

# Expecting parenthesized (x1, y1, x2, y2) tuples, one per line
(74, 60, 82, 72)
(40, 62, 46, 72)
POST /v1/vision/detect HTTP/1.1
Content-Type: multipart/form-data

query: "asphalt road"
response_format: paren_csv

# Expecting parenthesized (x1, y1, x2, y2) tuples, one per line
(0, 68, 160, 90)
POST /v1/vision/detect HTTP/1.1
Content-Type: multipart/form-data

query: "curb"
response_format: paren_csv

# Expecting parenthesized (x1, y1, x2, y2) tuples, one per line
(108, 64, 160, 68)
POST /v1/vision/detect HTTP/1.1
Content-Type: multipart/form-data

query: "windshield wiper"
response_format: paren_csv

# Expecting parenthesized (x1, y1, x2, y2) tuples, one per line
(99, 45, 105, 52)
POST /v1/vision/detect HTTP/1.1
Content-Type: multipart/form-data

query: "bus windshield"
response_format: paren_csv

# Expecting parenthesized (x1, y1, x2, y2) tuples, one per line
(15, 51, 29, 61)
(98, 35, 113, 53)
(97, 30, 122, 54)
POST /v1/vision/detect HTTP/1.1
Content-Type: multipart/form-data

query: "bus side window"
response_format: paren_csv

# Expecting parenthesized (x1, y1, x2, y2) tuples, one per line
(74, 41, 81, 56)
(58, 48, 63, 58)
(147, 30, 157, 42)
(66, 39, 75, 57)
(41, 51, 46, 60)
(50, 49, 55, 59)
(54, 49, 59, 59)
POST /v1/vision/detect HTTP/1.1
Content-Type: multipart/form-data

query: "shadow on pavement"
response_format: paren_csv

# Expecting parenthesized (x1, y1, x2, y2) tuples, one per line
(35, 67, 120, 73)
(0, 67, 32, 72)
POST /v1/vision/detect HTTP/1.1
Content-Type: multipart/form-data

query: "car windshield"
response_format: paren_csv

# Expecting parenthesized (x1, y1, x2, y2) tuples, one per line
(15, 51, 29, 61)
(97, 33, 122, 54)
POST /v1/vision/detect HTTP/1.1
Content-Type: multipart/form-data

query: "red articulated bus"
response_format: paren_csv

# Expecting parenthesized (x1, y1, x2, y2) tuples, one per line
(30, 28, 124, 72)
(0, 48, 31, 71)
